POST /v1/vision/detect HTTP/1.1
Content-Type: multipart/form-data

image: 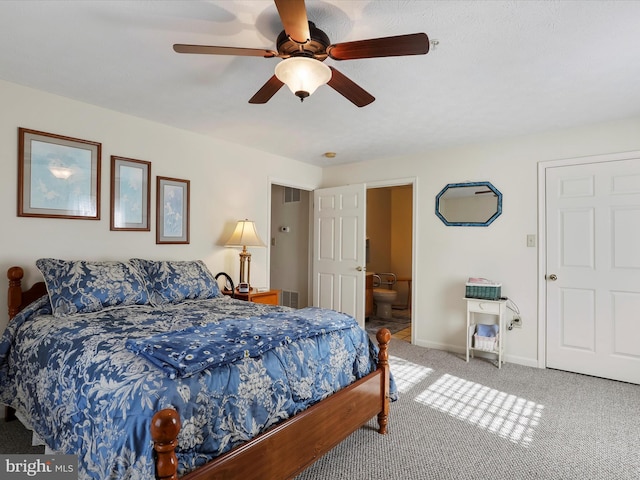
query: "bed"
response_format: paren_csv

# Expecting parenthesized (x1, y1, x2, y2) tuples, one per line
(1, 259, 393, 480)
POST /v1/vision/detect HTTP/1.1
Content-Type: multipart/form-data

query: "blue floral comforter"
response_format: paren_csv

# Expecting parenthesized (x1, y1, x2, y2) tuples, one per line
(0, 296, 390, 479)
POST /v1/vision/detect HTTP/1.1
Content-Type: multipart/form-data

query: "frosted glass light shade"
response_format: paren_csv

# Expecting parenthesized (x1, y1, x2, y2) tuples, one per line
(275, 57, 332, 99)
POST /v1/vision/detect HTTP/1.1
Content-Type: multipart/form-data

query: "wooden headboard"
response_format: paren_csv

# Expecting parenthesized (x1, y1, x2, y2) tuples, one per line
(7, 266, 47, 320)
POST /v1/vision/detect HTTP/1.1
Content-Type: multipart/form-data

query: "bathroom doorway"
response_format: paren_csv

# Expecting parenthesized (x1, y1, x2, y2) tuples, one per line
(366, 184, 413, 342)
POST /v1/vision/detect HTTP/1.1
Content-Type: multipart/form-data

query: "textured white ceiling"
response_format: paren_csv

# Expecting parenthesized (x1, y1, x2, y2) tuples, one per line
(1, 0, 639, 167)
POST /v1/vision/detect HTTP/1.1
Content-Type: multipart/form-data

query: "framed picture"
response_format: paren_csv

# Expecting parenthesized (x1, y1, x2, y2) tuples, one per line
(156, 176, 190, 244)
(18, 128, 101, 219)
(110, 156, 151, 231)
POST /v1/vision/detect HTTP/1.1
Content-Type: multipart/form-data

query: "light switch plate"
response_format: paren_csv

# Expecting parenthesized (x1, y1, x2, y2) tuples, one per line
(526, 234, 536, 247)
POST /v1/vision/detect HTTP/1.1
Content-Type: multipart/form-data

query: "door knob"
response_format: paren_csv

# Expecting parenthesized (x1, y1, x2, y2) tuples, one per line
(547, 274, 558, 281)
(356, 266, 366, 272)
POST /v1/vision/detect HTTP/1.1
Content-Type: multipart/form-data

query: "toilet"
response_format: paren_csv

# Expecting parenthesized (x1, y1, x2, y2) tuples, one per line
(373, 288, 398, 319)
(372, 273, 398, 319)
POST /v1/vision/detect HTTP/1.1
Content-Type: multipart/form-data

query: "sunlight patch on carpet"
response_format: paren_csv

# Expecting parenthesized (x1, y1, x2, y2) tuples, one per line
(414, 374, 543, 447)
(389, 356, 433, 393)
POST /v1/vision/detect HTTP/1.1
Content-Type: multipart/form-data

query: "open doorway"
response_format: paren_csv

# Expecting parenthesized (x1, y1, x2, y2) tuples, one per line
(365, 184, 413, 342)
(270, 181, 414, 343)
(270, 184, 311, 308)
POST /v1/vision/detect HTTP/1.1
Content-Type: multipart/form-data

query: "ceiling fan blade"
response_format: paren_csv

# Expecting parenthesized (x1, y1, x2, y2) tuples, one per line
(173, 44, 278, 58)
(248, 75, 285, 104)
(327, 33, 429, 60)
(327, 67, 375, 107)
(274, 0, 310, 44)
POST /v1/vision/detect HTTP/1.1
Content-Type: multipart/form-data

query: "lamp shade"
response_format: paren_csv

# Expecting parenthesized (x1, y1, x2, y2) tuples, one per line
(225, 219, 265, 248)
(274, 57, 332, 100)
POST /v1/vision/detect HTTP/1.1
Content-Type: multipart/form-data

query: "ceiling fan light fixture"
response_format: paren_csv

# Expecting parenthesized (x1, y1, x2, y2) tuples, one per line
(275, 57, 331, 101)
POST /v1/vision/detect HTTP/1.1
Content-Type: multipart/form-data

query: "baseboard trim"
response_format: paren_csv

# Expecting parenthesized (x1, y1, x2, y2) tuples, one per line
(413, 339, 539, 368)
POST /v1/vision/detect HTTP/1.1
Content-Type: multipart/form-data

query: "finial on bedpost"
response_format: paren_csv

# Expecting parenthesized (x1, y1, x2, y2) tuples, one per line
(8, 266, 24, 320)
(376, 327, 391, 435)
(151, 409, 181, 480)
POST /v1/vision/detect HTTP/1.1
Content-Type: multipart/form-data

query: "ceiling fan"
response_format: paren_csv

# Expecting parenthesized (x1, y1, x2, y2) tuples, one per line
(173, 0, 430, 107)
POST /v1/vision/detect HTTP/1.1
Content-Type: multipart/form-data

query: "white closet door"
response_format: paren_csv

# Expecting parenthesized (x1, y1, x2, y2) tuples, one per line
(546, 157, 640, 384)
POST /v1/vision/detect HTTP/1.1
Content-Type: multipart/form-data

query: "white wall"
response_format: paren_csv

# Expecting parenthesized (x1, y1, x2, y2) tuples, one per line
(322, 116, 640, 367)
(0, 79, 322, 333)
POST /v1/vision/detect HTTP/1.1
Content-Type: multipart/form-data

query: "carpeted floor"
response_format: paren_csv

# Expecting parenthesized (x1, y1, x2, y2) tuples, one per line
(294, 340, 640, 479)
(2, 340, 639, 479)
(0, 416, 44, 454)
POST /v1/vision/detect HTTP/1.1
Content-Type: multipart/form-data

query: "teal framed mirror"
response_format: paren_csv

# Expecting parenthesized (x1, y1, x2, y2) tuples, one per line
(435, 181, 502, 226)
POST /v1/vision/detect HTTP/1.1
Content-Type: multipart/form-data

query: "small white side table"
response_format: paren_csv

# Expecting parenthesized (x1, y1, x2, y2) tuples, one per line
(465, 298, 507, 368)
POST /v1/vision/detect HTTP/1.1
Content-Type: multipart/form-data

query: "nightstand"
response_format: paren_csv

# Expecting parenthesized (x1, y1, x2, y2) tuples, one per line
(465, 298, 507, 368)
(223, 288, 280, 305)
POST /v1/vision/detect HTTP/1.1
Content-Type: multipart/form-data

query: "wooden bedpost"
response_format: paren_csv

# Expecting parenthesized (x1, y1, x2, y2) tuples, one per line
(151, 409, 181, 480)
(7, 266, 47, 323)
(376, 327, 391, 435)
(6, 267, 26, 422)
(8, 266, 24, 320)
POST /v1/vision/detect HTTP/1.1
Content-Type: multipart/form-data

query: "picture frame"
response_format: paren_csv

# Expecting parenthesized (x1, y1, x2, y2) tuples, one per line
(110, 156, 151, 231)
(18, 128, 101, 219)
(156, 176, 190, 244)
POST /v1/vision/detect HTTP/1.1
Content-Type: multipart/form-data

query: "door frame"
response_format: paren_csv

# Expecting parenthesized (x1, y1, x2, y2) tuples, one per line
(536, 150, 640, 369)
(367, 177, 418, 344)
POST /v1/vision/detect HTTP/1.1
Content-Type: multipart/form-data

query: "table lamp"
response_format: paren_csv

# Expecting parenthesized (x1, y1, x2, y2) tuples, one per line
(224, 219, 265, 289)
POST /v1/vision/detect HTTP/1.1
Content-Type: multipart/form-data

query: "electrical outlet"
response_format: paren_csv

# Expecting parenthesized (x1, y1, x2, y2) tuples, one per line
(512, 316, 522, 328)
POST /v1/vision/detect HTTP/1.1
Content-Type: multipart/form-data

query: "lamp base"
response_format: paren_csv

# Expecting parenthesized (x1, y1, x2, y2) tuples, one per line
(238, 248, 252, 288)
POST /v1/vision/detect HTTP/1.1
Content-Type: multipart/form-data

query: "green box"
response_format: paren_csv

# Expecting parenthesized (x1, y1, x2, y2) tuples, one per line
(465, 283, 501, 300)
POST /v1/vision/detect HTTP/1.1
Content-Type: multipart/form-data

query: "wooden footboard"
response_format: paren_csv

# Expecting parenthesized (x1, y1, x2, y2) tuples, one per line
(152, 328, 391, 480)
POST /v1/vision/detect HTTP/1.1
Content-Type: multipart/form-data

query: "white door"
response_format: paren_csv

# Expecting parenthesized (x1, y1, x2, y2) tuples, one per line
(313, 184, 366, 328)
(546, 157, 640, 384)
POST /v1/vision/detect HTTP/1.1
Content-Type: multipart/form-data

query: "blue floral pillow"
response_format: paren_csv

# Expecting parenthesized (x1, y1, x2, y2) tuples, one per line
(36, 259, 150, 317)
(130, 259, 221, 305)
